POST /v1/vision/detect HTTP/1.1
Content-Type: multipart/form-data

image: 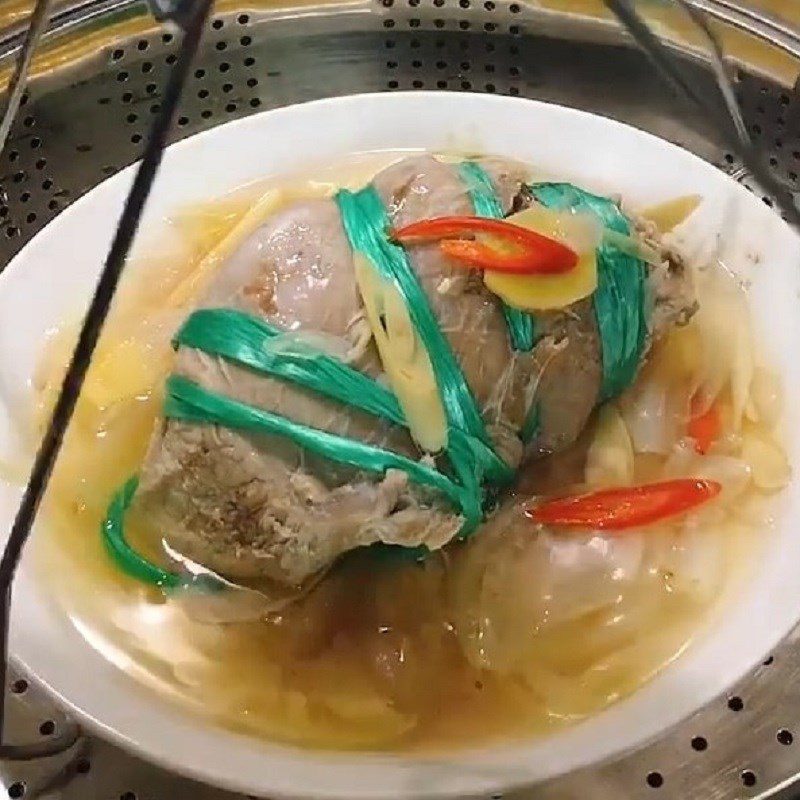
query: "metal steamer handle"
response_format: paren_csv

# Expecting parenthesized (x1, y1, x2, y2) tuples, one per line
(0, 0, 796, 771)
(0, 0, 212, 763)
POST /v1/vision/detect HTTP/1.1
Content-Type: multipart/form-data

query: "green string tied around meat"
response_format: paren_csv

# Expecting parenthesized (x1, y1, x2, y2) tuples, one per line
(335, 185, 513, 492)
(459, 161, 536, 353)
(103, 181, 514, 586)
(175, 308, 406, 425)
(528, 182, 649, 402)
(102, 172, 649, 590)
(459, 161, 542, 441)
(103, 476, 180, 589)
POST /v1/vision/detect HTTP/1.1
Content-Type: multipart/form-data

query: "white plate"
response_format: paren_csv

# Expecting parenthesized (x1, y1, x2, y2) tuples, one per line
(1, 92, 799, 800)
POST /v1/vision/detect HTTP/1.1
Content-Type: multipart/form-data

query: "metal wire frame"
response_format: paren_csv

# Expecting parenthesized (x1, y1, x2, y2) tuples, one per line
(0, 0, 212, 762)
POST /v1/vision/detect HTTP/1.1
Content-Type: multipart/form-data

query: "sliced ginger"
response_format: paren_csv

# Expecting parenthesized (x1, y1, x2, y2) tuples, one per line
(354, 254, 447, 453)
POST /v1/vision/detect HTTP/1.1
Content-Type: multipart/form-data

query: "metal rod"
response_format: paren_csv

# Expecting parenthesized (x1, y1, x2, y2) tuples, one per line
(675, 0, 750, 143)
(0, 0, 54, 157)
(0, 0, 212, 761)
(603, 0, 800, 229)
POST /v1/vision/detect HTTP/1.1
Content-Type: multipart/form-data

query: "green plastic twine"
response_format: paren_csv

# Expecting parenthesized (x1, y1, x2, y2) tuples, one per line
(459, 161, 539, 442)
(528, 183, 648, 401)
(174, 308, 405, 427)
(458, 161, 504, 218)
(175, 308, 504, 531)
(459, 161, 536, 353)
(520, 401, 540, 446)
(104, 182, 528, 587)
(103, 476, 181, 589)
(335, 186, 513, 497)
(103, 180, 650, 589)
(164, 374, 472, 517)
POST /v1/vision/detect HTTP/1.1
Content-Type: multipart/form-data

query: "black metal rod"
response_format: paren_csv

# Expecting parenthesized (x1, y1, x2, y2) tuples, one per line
(0, 0, 54, 155)
(0, 0, 212, 759)
(603, 0, 800, 229)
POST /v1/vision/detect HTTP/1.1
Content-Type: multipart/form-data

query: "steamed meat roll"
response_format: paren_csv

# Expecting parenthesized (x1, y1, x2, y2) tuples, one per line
(136, 154, 693, 586)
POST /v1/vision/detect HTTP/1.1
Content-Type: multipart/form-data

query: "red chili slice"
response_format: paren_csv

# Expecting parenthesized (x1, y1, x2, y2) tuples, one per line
(392, 216, 578, 275)
(688, 395, 721, 455)
(525, 478, 722, 532)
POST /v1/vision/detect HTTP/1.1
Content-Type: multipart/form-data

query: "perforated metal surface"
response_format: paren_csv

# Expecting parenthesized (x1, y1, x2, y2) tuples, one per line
(0, 2, 799, 798)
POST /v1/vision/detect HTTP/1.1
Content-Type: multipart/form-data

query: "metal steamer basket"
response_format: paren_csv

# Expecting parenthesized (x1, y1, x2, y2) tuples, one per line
(0, 1, 799, 798)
